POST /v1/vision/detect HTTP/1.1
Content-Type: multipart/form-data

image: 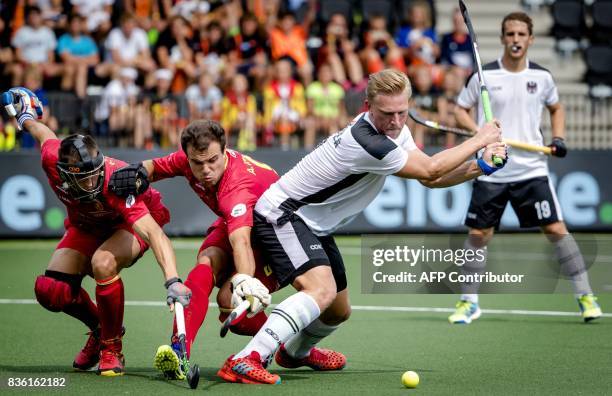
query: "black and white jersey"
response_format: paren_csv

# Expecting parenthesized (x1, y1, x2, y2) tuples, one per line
(255, 112, 416, 235)
(457, 59, 559, 183)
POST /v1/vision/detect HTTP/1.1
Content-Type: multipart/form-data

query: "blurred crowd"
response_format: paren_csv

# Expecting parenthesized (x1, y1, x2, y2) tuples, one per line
(0, 0, 476, 151)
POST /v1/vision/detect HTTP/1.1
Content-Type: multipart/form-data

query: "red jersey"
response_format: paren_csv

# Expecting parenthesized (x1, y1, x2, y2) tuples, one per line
(41, 139, 168, 234)
(152, 148, 279, 233)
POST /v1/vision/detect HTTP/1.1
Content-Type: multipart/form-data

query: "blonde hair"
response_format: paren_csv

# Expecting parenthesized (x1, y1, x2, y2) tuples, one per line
(366, 69, 412, 104)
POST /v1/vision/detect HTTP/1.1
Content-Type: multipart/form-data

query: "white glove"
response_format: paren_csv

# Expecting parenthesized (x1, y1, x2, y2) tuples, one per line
(230, 273, 271, 317)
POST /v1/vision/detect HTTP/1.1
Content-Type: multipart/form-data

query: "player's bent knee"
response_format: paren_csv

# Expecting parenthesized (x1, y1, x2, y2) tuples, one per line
(91, 251, 120, 279)
(34, 272, 78, 312)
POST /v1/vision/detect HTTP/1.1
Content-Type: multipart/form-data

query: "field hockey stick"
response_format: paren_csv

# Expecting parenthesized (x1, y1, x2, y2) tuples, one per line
(174, 302, 200, 389)
(459, 0, 505, 166)
(409, 109, 553, 155)
(220, 299, 251, 338)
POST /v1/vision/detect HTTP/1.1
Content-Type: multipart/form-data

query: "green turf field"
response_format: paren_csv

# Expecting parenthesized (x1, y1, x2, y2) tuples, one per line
(0, 236, 610, 395)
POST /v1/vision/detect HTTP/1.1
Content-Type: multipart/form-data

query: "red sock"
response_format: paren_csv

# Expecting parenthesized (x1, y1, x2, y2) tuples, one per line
(173, 264, 214, 356)
(227, 311, 268, 336)
(96, 276, 124, 342)
(64, 288, 99, 331)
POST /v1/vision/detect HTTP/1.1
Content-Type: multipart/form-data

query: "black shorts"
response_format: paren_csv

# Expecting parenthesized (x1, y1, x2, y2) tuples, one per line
(465, 176, 563, 229)
(252, 212, 347, 291)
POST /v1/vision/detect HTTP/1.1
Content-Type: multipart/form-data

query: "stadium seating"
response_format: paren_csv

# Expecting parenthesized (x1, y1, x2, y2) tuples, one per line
(550, 0, 587, 55)
(589, 0, 612, 44)
(584, 44, 612, 97)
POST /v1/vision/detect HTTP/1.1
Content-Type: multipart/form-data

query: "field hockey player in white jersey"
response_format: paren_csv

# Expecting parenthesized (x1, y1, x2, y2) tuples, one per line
(216, 68, 507, 385)
(448, 12, 602, 325)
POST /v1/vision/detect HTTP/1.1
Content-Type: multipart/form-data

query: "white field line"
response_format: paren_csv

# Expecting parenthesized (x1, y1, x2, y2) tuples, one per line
(0, 299, 609, 318)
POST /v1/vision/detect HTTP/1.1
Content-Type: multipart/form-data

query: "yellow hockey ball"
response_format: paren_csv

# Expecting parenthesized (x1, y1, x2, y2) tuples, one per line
(401, 371, 419, 388)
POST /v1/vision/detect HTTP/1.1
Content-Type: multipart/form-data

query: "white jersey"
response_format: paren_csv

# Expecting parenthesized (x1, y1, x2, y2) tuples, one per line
(256, 112, 416, 235)
(457, 59, 559, 183)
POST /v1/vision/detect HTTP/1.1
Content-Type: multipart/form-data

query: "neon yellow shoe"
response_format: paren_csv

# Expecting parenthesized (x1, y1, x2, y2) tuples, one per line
(577, 294, 602, 323)
(154, 345, 185, 380)
(448, 300, 481, 324)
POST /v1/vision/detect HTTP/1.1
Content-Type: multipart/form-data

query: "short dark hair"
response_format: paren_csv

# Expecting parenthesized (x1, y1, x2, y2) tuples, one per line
(180, 120, 226, 153)
(59, 134, 99, 164)
(501, 12, 533, 36)
(26, 6, 42, 18)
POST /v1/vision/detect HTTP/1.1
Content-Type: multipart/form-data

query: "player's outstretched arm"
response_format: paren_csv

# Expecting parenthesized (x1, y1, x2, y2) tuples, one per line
(22, 119, 57, 146)
(420, 142, 507, 188)
(132, 213, 191, 309)
(395, 120, 502, 181)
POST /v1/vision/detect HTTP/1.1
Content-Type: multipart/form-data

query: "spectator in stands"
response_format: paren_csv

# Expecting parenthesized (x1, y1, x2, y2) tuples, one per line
(185, 72, 222, 121)
(10, 6, 62, 87)
(37, 0, 68, 31)
(360, 14, 406, 75)
(102, 13, 156, 87)
(440, 8, 474, 74)
(124, 0, 163, 32)
(269, 11, 314, 84)
(304, 63, 346, 150)
(395, 0, 439, 68)
(263, 59, 307, 150)
(409, 65, 440, 148)
(57, 14, 100, 98)
(221, 73, 258, 152)
(0, 8, 15, 92)
(437, 66, 466, 148)
(195, 20, 233, 79)
(228, 12, 269, 91)
(94, 67, 140, 147)
(318, 13, 365, 91)
(147, 68, 180, 148)
(154, 15, 198, 94)
(70, 0, 113, 35)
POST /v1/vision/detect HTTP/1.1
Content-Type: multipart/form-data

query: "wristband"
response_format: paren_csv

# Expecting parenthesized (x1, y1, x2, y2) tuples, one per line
(164, 277, 183, 289)
(477, 157, 498, 176)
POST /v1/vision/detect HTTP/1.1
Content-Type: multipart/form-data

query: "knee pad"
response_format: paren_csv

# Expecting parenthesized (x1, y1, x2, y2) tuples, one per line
(34, 271, 82, 312)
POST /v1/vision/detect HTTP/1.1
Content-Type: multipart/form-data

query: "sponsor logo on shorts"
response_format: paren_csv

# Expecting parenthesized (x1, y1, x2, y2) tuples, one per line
(231, 203, 247, 217)
(310, 244, 323, 250)
(467, 212, 477, 219)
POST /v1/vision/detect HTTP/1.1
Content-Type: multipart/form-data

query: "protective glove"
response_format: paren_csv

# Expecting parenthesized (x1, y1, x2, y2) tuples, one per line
(548, 137, 567, 158)
(165, 277, 192, 309)
(1, 88, 43, 130)
(108, 163, 150, 197)
(230, 273, 271, 317)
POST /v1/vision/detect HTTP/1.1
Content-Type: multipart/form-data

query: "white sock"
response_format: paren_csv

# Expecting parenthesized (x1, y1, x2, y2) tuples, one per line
(458, 239, 487, 303)
(553, 234, 593, 297)
(460, 294, 479, 304)
(234, 292, 320, 361)
(284, 318, 339, 359)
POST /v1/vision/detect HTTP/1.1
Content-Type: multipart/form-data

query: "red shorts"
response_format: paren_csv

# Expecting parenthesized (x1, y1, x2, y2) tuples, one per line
(57, 208, 170, 260)
(199, 218, 279, 292)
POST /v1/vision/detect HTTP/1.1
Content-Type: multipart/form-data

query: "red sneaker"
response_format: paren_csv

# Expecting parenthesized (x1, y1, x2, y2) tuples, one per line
(97, 338, 125, 377)
(217, 352, 281, 385)
(73, 329, 100, 371)
(275, 344, 346, 371)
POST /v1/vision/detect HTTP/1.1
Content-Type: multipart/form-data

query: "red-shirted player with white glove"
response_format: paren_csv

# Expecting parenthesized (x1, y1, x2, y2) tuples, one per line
(109, 120, 279, 380)
(2, 88, 191, 377)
